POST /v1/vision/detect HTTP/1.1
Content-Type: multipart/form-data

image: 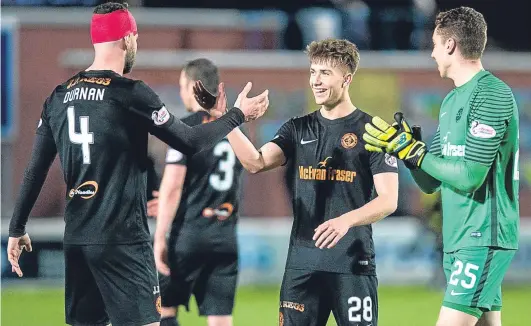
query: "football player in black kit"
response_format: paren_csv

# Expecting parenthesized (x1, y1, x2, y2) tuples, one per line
(151, 58, 244, 326)
(6, 3, 268, 326)
(194, 39, 398, 326)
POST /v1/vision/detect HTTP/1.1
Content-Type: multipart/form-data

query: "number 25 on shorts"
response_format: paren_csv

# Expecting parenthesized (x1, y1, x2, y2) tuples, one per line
(449, 260, 479, 291)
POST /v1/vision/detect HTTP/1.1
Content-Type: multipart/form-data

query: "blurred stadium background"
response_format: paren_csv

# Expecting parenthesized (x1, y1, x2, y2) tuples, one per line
(1, 0, 530, 325)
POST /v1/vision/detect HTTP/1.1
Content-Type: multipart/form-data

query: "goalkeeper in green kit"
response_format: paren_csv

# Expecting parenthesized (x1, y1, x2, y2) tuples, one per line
(363, 7, 519, 326)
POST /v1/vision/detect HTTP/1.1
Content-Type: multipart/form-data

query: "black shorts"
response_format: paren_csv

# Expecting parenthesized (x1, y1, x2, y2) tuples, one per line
(279, 269, 378, 326)
(64, 243, 161, 326)
(159, 251, 238, 316)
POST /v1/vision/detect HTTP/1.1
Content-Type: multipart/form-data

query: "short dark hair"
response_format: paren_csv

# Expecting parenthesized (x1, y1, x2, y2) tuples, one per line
(305, 38, 360, 74)
(93, 1, 129, 14)
(183, 58, 219, 95)
(435, 7, 487, 60)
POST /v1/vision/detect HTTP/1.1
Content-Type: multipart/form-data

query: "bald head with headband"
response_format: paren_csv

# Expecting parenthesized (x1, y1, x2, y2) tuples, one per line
(90, 2, 138, 74)
(91, 9, 137, 44)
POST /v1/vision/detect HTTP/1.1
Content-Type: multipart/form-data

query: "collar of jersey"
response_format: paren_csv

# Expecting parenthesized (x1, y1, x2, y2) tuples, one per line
(455, 70, 489, 93)
(81, 69, 121, 77)
(316, 108, 362, 126)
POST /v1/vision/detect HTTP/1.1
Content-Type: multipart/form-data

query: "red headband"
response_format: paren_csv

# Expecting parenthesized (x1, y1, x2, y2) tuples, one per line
(90, 9, 137, 44)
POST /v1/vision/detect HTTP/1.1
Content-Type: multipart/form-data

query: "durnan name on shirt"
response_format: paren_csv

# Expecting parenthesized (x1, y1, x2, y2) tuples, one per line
(64, 87, 105, 103)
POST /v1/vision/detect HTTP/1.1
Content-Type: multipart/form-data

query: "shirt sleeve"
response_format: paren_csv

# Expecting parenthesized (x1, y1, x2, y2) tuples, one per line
(464, 84, 515, 166)
(36, 98, 54, 139)
(369, 152, 399, 175)
(269, 119, 296, 162)
(127, 80, 173, 128)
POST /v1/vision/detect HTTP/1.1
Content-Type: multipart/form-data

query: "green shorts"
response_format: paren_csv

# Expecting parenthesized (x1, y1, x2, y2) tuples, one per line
(442, 247, 516, 318)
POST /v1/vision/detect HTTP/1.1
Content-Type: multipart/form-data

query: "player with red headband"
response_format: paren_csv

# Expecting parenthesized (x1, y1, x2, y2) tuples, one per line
(6, 2, 268, 326)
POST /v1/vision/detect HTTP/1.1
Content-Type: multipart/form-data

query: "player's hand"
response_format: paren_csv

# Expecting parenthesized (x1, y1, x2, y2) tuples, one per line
(193, 80, 228, 118)
(147, 190, 159, 218)
(153, 236, 170, 276)
(7, 233, 32, 277)
(363, 112, 427, 169)
(313, 216, 350, 249)
(234, 82, 269, 122)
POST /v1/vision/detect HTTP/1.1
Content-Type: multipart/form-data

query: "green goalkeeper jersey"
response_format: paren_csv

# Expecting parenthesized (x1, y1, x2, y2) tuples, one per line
(430, 70, 519, 252)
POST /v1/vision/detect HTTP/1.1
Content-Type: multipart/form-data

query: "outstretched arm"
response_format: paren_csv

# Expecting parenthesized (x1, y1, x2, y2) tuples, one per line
(420, 87, 515, 193)
(130, 81, 267, 156)
(364, 88, 515, 194)
(227, 128, 286, 174)
(419, 155, 490, 193)
(227, 117, 295, 173)
(148, 108, 245, 156)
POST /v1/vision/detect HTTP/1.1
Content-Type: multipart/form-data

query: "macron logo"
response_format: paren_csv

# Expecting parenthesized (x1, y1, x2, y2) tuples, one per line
(301, 138, 317, 145)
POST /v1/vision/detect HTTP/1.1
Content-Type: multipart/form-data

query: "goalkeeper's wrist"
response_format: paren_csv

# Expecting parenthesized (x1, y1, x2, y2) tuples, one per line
(401, 140, 428, 169)
(418, 150, 427, 168)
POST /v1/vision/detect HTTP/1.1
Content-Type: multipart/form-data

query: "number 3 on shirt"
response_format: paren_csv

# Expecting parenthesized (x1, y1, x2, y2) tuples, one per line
(67, 106, 94, 165)
(209, 141, 236, 191)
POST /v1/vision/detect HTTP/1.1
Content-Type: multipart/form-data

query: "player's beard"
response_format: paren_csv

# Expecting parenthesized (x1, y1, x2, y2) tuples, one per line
(123, 47, 136, 75)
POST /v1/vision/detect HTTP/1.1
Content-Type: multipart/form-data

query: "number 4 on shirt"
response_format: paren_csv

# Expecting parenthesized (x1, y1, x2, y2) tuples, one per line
(67, 105, 94, 165)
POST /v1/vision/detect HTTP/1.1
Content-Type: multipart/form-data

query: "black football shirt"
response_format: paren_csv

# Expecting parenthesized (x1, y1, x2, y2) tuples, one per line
(166, 111, 243, 253)
(36, 70, 173, 244)
(29, 70, 244, 245)
(270, 109, 398, 274)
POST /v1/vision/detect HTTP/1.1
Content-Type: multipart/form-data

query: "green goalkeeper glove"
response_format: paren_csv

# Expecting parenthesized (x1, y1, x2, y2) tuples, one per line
(363, 112, 427, 169)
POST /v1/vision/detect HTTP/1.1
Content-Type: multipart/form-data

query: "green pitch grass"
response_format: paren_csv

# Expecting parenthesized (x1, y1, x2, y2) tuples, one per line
(2, 285, 530, 326)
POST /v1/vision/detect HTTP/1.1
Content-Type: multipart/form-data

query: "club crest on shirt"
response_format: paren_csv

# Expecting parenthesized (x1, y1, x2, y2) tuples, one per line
(456, 107, 464, 122)
(341, 133, 358, 149)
